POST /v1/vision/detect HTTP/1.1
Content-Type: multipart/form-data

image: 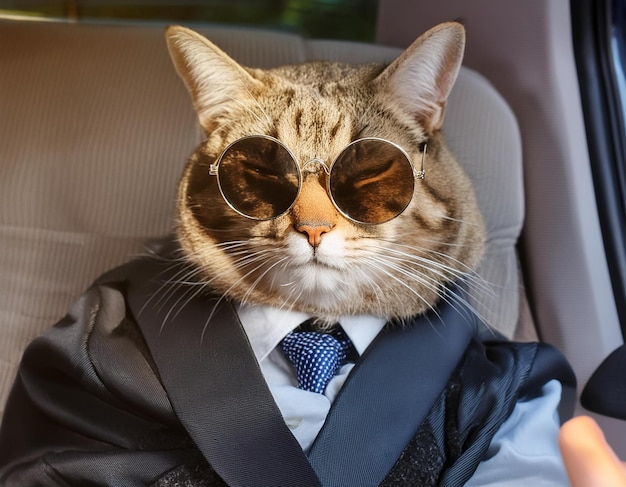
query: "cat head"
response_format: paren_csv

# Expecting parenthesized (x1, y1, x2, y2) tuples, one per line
(165, 22, 485, 321)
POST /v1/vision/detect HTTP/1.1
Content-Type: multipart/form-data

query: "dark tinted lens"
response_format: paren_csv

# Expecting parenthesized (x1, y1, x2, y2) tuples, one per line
(217, 136, 300, 220)
(329, 139, 415, 224)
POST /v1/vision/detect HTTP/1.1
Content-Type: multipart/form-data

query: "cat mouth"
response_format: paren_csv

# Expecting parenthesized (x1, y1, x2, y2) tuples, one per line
(281, 253, 345, 275)
(310, 258, 335, 269)
(304, 251, 343, 270)
(310, 251, 325, 264)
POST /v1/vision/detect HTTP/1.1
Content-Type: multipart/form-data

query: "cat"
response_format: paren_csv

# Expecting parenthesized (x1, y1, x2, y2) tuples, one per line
(166, 21, 486, 324)
(0, 22, 576, 487)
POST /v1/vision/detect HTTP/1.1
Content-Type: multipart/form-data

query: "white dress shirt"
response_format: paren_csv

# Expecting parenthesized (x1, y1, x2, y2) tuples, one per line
(237, 303, 569, 485)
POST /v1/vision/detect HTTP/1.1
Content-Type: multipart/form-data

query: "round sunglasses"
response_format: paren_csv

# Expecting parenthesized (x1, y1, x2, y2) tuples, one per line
(208, 135, 426, 224)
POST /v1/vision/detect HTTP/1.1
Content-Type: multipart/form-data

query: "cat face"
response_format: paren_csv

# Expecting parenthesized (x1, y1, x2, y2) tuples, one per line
(166, 22, 485, 321)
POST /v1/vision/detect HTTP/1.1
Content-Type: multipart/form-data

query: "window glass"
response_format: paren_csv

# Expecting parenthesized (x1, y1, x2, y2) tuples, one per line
(0, 0, 379, 41)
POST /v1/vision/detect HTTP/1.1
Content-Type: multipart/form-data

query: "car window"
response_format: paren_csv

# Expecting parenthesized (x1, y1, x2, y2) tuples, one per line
(0, 0, 378, 41)
(572, 0, 626, 337)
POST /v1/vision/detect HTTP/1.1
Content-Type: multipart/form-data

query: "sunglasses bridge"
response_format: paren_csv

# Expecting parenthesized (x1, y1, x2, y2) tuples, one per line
(301, 158, 330, 175)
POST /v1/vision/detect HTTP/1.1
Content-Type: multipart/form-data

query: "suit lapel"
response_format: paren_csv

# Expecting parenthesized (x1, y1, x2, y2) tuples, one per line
(123, 251, 478, 487)
(308, 295, 477, 486)
(125, 257, 321, 487)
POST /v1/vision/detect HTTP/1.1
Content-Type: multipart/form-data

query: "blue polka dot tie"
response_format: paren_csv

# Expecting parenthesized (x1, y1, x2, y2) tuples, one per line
(281, 325, 357, 394)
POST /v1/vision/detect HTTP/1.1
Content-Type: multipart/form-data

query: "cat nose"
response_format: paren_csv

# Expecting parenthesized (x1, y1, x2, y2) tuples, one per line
(297, 223, 332, 247)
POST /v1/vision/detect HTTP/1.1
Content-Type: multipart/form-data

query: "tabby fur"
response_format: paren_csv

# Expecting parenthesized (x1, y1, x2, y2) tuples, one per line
(165, 22, 485, 323)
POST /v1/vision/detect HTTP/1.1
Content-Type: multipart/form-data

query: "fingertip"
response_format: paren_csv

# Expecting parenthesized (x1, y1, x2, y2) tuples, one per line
(560, 416, 626, 487)
(559, 415, 605, 448)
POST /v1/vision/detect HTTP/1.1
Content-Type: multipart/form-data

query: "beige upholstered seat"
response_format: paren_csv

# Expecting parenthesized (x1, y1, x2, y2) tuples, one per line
(0, 20, 524, 414)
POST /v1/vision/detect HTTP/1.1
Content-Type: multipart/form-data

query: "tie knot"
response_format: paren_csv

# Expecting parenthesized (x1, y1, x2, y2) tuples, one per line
(281, 327, 357, 394)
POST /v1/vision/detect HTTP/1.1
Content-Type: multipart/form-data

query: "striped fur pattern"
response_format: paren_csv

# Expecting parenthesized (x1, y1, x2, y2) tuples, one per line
(165, 22, 485, 323)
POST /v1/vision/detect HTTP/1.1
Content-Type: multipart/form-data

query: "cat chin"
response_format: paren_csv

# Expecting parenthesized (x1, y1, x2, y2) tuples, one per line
(270, 263, 347, 300)
(271, 233, 359, 304)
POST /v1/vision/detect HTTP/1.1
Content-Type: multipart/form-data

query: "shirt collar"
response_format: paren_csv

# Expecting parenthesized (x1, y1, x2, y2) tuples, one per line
(237, 303, 388, 363)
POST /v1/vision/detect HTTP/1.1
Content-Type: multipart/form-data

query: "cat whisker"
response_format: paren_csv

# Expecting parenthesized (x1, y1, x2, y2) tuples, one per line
(361, 258, 440, 317)
(362, 243, 492, 327)
(374, 240, 494, 296)
(366, 254, 445, 298)
(200, 251, 290, 341)
(351, 265, 386, 313)
(372, 255, 458, 292)
(380, 247, 492, 298)
(431, 212, 484, 226)
(145, 242, 274, 333)
(158, 275, 215, 335)
(240, 255, 291, 306)
(275, 285, 307, 317)
(138, 261, 203, 320)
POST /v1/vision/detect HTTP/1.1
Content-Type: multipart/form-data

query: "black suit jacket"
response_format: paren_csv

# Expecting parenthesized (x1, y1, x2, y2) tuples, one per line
(0, 249, 575, 486)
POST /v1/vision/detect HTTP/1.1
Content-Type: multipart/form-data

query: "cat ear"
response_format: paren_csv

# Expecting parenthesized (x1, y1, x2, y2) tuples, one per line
(375, 22, 465, 133)
(165, 26, 262, 132)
